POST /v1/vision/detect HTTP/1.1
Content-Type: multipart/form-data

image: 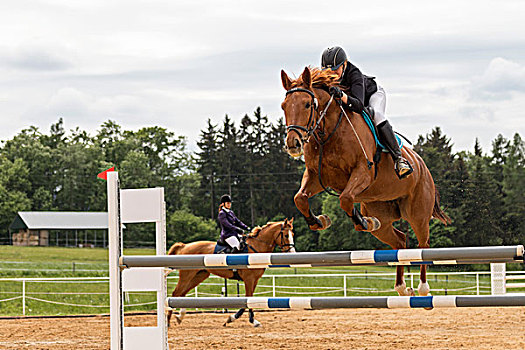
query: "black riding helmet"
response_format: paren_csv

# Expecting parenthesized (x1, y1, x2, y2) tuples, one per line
(321, 46, 347, 70)
(220, 194, 232, 204)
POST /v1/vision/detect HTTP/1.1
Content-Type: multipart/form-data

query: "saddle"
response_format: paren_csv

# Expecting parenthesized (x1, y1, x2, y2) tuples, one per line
(214, 237, 247, 281)
(214, 236, 248, 254)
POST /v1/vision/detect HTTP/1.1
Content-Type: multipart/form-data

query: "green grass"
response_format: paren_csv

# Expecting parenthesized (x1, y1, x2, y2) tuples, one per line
(0, 246, 153, 278)
(0, 245, 154, 263)
(0, 246, 520, 316)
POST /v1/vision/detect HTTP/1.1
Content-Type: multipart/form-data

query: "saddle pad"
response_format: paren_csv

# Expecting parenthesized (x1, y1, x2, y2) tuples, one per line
(361, 109, 403, 151)
(214, 243, 229, 254)
(213, 243, 248, 254)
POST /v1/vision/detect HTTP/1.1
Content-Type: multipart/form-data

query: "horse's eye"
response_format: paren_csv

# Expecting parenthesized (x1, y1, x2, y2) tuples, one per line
(305, 102, 310, 109)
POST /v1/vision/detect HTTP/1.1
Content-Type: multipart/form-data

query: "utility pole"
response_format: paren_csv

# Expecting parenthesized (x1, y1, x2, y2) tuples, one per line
(209, 174, 215, 220)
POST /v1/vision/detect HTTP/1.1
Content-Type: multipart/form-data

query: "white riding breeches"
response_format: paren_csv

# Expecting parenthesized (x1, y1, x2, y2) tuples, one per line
(368, 84, 387, 126)
(225, 236, 241, 250)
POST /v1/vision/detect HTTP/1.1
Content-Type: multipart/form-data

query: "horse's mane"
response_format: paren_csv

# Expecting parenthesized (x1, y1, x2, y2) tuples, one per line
(247, 221, 280, 238)
(290, 66, 340, 89)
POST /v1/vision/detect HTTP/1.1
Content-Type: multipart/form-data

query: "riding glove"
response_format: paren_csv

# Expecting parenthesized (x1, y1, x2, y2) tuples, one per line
(329, 86, 343, 99)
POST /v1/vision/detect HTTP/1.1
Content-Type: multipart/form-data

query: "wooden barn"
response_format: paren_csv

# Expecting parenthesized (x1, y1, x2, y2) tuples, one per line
(9, 212, 108, 247)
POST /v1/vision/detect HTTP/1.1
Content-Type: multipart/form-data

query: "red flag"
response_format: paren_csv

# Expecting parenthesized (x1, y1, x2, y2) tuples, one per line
(97, 167, 116, 180)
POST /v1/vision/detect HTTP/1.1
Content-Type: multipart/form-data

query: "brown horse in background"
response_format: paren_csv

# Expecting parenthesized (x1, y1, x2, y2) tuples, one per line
(166, 219, 295, 327)
(280, 67, 450, 296)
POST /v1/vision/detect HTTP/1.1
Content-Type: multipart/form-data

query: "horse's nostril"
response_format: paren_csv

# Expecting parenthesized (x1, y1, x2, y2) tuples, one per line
(294, 139, 301, 149)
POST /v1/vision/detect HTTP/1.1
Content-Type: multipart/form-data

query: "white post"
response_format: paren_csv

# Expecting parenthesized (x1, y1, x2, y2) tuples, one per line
(22, 280, 26, 316)
(476, 273, 480, 295)
(343, 275, 347, 297)
(272, 276, 276, 297)
(156, 192, 167, 349)
(491, 263, 506, 295)
(110, 175, 168, 350)
(410, 273, 414, 289)
(108, 172, 123, 350)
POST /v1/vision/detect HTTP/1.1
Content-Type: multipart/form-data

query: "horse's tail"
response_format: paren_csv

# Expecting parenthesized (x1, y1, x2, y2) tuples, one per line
(433, 187, 452, 225)
(168, 242, 185, 255)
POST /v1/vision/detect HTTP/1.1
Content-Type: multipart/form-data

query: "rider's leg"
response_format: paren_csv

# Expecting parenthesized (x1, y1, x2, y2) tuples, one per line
(370, 85, 413, 179)
(377, 120, 413, 178)
(225, 235, 241, 253)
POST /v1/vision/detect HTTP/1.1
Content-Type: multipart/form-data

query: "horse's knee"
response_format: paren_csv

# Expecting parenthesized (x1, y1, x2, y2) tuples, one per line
(294, 191, 308, 209)
(339, 194, 355, 214)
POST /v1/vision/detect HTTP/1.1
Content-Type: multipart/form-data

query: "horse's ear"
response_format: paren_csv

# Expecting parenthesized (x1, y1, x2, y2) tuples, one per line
(281, 70, 292, 91)
(302, 66, 312, 88)
(289, 217, 294, 224)
(283, 218, 288, 225)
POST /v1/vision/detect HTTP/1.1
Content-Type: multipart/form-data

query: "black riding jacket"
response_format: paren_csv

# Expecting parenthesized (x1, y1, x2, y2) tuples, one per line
(339, 62, 378, 112)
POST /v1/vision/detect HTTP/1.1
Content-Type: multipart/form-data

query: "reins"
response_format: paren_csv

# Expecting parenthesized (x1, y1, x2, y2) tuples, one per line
(337, 102, 374, 170)
(245, 223, 294, 253)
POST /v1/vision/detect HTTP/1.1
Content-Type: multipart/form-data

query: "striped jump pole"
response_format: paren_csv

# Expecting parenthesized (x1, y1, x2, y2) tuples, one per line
(120, 245, 525, 269)
(167, 295, 525, 310)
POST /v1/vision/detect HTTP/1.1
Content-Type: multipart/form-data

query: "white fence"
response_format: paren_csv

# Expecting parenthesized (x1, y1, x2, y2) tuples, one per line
(1, 270, 524, 316)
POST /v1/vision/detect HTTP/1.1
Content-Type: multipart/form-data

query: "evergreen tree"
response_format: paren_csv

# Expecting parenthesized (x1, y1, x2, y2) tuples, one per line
(194, 119, 219, 218)
(501, 133, 525, 244)
(458, 144, 504, 246)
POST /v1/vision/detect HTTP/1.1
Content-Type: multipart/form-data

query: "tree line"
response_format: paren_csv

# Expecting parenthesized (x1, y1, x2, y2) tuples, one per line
(0, 109, 523, 250)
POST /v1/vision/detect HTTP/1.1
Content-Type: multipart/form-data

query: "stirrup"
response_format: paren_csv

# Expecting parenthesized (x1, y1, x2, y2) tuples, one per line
(395, 158, 413, 179)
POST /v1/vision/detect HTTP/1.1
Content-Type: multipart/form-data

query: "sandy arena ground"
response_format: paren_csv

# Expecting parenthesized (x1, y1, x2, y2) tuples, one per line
(1, 308, 524, 349)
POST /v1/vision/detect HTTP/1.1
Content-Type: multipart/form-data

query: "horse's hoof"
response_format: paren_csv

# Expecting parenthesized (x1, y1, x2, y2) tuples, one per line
(406, 287, 416, 296)
(253, 320, 262, 327)
(317, 215, 332, 230)
(364, 217, 381, 232)
(223, 315, 234, 326)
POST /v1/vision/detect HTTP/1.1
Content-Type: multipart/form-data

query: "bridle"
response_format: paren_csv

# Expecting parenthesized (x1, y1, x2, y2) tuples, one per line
(284, 87, 335, 145)
(284, 86, 343, 196)
(276, 223, 295, 253)
(245, 223, 295, 253)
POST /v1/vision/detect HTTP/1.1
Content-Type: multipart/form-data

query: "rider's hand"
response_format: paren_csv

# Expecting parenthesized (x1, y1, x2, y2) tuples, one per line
(329, 86, 344, 99)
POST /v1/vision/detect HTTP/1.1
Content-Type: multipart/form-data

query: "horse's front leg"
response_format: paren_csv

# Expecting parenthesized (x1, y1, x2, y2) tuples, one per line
(294, 168, 331, 230)
(339, 167, 379, 232)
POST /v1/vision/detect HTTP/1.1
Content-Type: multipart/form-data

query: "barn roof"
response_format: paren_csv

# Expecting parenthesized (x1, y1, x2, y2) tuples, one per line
(9, 212, 108, 231)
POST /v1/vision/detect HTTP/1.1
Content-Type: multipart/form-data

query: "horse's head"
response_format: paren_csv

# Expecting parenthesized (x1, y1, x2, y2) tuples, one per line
(248, 218, 296, 253)
(273, 217, 296, 253)
(280, 67, 338, 158)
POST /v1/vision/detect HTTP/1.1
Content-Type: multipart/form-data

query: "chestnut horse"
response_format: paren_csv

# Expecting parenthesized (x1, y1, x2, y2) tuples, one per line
(280, 67, 450, 296)
(166, 218, 295, 327)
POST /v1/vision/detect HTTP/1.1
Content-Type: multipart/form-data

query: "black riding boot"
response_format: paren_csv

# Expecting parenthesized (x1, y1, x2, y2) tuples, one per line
(377, 121, 413, 179)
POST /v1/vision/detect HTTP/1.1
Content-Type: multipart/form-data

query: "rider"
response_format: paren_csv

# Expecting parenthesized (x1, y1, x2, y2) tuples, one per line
(218, 194, 250, 253)
(321, 46, 413, 179)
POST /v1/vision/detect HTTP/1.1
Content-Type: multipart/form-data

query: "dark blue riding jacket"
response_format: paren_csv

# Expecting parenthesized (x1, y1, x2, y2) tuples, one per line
(218, 208, 249, 240)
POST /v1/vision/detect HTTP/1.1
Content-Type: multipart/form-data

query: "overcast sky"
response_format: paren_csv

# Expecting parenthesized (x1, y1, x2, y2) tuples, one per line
(0, 0, 524, 152)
